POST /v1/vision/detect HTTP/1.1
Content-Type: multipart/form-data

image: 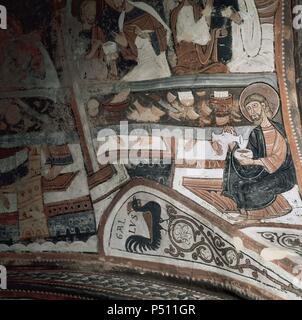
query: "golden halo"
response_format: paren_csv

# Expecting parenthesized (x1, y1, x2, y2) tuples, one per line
(239, 83, 280, 123)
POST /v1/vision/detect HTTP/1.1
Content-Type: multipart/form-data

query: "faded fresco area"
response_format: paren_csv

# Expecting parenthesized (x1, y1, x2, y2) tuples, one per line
(0, 0, 302, 300)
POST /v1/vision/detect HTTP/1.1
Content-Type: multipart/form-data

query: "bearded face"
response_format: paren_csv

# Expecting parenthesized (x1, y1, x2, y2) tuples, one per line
(245, 101, 265, 125)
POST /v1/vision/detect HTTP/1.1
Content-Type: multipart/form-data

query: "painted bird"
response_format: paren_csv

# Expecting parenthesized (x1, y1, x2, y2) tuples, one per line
(125, 197, 162, 253)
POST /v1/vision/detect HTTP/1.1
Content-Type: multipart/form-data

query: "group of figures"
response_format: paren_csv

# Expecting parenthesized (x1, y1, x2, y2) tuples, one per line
(1, 0, 302, 301)
(0, 0, 299, 258)
(71, 0, 279, 81)
(0, 0, 279, 85)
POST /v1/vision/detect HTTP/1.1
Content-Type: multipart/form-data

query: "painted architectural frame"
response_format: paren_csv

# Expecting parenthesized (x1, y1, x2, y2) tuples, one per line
(0, 0, 302, 300)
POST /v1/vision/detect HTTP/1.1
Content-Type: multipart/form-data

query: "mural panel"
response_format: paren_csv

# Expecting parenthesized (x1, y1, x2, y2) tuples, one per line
(0, 0, 302, 300)
(67, 0, 279, 81)
(100, 181, 302, 300)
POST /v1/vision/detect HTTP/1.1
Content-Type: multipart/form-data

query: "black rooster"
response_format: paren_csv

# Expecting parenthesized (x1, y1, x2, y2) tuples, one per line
(125, 197, 162, 253)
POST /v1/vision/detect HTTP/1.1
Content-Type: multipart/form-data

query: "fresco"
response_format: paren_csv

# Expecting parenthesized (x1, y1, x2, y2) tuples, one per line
(1, 0, 302, 300)
(86, 88, 250, 126)
(67, 0, 278, 81)
(100, 182, 302, 300)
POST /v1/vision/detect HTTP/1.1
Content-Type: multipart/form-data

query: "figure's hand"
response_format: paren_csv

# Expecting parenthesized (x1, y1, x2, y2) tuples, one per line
(216, 28, 228, 38)
(211, 141, 223, 156)
(114, 32, 128, 47)
(222, 6, 243, 24)
(239, 155, 254, 166)
(230, 11, 243, 25)
(221, 6, 233, 19)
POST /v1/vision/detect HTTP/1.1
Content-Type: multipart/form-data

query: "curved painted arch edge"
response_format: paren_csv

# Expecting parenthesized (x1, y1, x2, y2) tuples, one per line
(97, 178, 238, 257)
(98, 178, 302, 300)
(0, 179, 301, 300)
(276, 0, 302, 192)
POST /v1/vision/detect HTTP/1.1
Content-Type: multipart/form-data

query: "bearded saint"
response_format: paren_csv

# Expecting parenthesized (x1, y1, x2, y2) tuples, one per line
(223, 84, 297, 219)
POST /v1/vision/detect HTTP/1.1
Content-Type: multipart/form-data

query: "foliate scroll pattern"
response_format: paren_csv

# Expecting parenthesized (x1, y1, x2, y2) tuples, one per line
(164, 205, 302, 296)
(260, 232, 302, 256)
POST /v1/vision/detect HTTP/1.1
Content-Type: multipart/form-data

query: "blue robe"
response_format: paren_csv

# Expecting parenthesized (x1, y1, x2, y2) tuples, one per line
(223, 122, 297, 210)
(211, 0, 239, 64)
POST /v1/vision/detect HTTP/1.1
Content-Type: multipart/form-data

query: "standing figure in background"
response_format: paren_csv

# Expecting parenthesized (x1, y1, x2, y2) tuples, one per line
(171, 0, 229, 75)
(211, 0, 242, 64)
(97, 0, 136, 78)
(72, 0, 109, 80)
(109, 0, 171, 81)
(227, 0, 277, 72)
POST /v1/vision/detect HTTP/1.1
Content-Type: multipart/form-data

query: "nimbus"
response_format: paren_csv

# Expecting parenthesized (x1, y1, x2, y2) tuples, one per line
(0, 5, 7, 30)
